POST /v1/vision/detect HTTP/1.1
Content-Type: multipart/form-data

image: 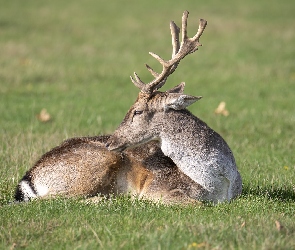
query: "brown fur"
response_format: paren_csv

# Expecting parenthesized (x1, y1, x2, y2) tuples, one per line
(15, 135, 202, 204)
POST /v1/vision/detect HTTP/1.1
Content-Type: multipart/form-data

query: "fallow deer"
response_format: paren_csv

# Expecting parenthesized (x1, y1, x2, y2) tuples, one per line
(15, 11, 241, 204)
(106, 11, 242, 203)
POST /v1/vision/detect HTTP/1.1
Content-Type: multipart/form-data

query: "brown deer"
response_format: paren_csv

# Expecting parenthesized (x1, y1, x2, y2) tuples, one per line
(15, 136, 201, 204)
(106, 11, 242, 203)
(15, 11, 241, 204)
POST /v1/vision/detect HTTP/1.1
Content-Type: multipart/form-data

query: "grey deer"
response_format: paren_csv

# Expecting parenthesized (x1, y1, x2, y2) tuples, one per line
(106, 10, 242, 203)
(15, 11, 217, 205)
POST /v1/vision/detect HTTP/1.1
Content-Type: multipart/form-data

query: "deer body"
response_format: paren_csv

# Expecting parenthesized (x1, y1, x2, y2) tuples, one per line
(15, 136, 202, 204)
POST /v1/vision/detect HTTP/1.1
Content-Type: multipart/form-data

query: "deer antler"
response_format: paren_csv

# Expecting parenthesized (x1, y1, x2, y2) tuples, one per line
(130, 10, 207, 94)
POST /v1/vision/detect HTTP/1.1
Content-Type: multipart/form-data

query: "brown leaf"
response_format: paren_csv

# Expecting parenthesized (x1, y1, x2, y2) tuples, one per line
(196, 242, 209, 248)
(214, 101, 229, 116)
(37, 108, 51, 122)
(10, 243, 17, 250)
(275, 220, 284, 231)
(188, 242, 209, 248)
(19, 58, 31, 66)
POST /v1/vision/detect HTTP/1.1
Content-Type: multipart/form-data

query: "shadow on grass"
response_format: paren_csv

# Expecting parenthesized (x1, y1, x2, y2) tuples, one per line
(242, 184, 295, 202)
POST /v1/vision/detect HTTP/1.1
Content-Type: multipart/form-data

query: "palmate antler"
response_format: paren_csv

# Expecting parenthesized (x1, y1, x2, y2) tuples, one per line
(130, 11, 207, 94)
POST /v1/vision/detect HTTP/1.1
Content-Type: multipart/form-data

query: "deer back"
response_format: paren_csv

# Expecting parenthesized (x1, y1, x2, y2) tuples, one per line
(15, 135, 204, 204)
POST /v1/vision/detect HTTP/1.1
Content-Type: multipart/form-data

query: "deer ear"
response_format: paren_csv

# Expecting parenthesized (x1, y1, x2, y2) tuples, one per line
(166, 82, 185, 94)
(165, 94, 202, 110)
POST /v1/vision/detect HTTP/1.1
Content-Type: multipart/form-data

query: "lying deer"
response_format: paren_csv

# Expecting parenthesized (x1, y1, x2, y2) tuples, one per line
(106, 11, 242, 203)
(15, 11, 242, 204)
(15, 136, 200, 204)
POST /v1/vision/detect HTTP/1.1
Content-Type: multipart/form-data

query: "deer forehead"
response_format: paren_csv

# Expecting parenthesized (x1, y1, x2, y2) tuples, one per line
(132, 92, 170, 112)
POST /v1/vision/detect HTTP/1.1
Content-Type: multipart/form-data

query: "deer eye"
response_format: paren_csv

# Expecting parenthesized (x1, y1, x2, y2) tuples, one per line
(134, 110, 143, 115)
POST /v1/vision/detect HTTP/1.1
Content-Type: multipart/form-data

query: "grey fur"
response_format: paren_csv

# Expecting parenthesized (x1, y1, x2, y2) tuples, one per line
(106, 90, 242, 203)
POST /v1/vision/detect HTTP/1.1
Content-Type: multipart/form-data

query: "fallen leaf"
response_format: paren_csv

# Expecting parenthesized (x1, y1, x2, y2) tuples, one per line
(10, 243, 17, 250)
(275, 220, 284, 231)
(188, 242, 209, 248)
(195, 242, 209, 248)
(19, 58, 31, 66)
(37, 109, 51, 122)
(214, 101, 229, 116)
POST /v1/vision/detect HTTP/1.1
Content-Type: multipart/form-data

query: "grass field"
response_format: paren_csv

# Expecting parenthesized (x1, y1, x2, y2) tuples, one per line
(1, 0, 295, 249)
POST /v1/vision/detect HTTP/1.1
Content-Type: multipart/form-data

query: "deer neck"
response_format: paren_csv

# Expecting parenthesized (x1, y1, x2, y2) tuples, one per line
(158, 109, 216, 185)
(159, 109, 199, 160)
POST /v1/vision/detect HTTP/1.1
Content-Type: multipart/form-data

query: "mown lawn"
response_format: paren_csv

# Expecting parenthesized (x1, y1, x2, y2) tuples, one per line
(1, 0, 295, 249)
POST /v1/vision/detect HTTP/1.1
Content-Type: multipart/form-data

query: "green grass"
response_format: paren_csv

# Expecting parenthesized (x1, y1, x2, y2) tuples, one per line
(1, 0, 295, 249)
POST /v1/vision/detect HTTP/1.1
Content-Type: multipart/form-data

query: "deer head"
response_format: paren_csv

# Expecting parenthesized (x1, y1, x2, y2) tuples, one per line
(106, 11, 207, 152)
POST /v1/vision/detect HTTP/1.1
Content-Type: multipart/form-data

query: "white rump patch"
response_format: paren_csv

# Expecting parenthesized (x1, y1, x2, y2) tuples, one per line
(19, 180, 37, 201)
(35, 183, 49, 196)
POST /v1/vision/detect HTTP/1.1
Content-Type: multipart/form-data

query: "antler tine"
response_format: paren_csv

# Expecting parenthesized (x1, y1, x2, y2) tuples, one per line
(130, 73, 145, 90)
(171, 21, 181, 58)
(175, 12, 207, 58)
(181, 10, 189, 43)
(131, 11, 207, 94)
(142, 18, 183, 93)
(145, 64, 159, 78)
(193, 19, 207, 43)
(153, 20, 181, 90)
(190, 18, 208, 53)
(145, 21, 180, 81)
